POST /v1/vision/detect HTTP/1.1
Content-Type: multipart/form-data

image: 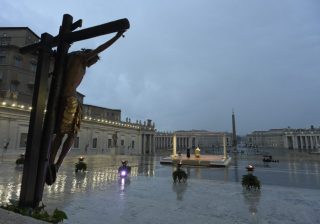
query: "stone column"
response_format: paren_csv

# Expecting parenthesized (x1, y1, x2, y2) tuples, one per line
(223, 134, 227, 159)
(146, 134, 149, 153)
(293, 135, 298, 150)
(172, 134, 177, 157)
(176, 137, 179, 150)
(149, 134, 152, 154)
(187, 137, 189, 148)
(166, 136, 168, 149)
(151, 135, 156, 154)
(297, 136, 301, 149)
(302, 136, 306, 149)
(141, 134, 145, 154)
(283, 135, 288, 149)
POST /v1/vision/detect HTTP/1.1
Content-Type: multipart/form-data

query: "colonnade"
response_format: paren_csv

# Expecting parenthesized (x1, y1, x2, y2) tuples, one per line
(155, 135, 196, 150)
(155, 132, 234, 151)
(155, 135, 172, 149)
(285, 134, 320, 151)
(140, 133, 155, 154)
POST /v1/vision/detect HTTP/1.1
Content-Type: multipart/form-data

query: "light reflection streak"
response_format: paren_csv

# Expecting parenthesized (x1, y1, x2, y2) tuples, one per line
(120, 178, 125, 191)
(0, 155, 165, 203)
(44, 166, 140, 197)
(0, 182, 21, 205)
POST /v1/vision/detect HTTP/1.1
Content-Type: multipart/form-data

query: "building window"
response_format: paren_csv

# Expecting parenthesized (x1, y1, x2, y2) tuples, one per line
(121, 139, 124, 146)
(92, 138, 97, 148)
(0, 36, 11, 46)
(14, 56, 22, 67)
(74, 137, 79, 148)
(131, 140, 135, 148)
(20, 133, 28, 148)
(10, 80, 19, 92)
(108, 139, 112, 148)
(30, 62, 37, 72)
(27, 81, 34, 90)
(10, 81, 19, 91)
(0, 56, 6, 64)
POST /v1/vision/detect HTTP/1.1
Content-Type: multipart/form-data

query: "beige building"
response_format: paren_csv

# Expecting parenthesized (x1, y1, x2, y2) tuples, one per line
(245, 127, 320, 151)
(0, 27, 40, 106)
(0, 27, 155, 155)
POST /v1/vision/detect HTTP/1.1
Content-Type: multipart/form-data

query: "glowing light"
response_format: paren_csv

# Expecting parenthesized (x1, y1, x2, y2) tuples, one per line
(11, 103, 16, 107)
(120, 170, 127, 177)
(2, 102, 6, 106)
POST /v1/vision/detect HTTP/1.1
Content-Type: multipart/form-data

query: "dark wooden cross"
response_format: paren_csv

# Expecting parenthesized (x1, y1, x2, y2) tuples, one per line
(18, 14, 129, 208)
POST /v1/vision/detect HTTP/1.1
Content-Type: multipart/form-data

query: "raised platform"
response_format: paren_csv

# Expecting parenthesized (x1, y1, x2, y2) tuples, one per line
(160, 154, 232, 167)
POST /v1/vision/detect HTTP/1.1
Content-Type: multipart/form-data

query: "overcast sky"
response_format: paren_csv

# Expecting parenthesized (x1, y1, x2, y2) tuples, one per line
(1, 0, 320, 135)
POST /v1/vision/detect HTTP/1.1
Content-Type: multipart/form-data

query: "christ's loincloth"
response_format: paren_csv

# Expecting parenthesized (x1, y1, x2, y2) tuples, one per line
(56, 96, 82, 134)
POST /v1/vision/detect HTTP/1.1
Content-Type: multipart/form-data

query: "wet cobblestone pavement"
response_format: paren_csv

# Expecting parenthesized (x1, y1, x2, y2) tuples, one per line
(0, 149, 320, 224)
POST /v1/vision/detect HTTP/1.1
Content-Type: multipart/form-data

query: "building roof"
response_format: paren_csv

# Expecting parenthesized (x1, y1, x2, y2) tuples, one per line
(83, 103, 121, 112)
(0, 27, 40, 39)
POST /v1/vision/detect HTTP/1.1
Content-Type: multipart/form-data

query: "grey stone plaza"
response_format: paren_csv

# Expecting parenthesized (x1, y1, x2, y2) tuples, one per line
(0, 149, 320, 224)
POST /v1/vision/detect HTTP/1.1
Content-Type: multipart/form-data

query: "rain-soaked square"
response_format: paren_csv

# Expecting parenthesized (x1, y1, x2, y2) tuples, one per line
(0, 149, 319, 224)
(1, 1, 320, 223)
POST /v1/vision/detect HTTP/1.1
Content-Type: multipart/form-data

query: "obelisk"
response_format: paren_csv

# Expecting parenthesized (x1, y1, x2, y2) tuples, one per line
(232, 110, 237, 152)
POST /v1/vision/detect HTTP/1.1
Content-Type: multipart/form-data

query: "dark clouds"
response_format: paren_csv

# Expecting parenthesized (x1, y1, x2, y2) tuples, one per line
(1, 0, 320, 135)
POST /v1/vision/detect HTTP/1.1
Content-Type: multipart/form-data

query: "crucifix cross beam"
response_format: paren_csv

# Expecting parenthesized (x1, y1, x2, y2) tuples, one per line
(19, 13, 130, 208)
(20, 18, 129, 54)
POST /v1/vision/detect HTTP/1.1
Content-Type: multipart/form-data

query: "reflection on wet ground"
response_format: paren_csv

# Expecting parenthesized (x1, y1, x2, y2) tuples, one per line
(0, 154, 157, 205)
(0, 148, 319, 223)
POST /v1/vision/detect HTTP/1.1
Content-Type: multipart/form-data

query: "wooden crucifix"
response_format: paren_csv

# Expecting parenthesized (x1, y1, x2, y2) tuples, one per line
(19, 14, 130, 208)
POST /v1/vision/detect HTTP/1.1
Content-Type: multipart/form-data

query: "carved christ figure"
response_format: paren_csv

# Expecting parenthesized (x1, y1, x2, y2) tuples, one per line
(46, 30, 126, 185)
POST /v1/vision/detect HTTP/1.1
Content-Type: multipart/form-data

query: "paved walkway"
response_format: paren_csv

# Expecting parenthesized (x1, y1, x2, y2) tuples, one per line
(0, 208, 47, 224)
